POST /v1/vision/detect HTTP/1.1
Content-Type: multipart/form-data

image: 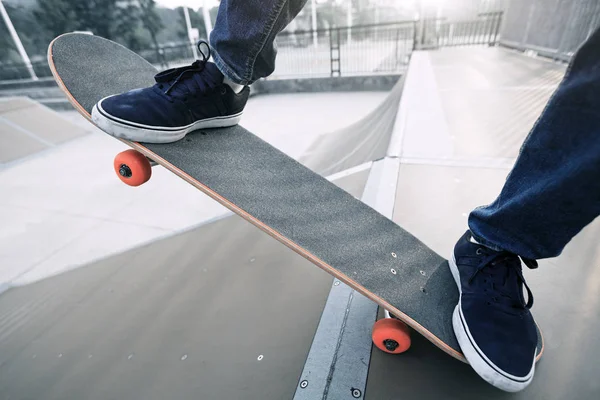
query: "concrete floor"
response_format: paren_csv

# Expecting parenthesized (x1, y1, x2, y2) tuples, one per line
(0, 170, 371, 400)
(366, 47, 599, 400)
(1, 46, 599, 400)
(0, 97, 88, 164)
(0, 91, 386, 288)
(371, 164, 600, 400)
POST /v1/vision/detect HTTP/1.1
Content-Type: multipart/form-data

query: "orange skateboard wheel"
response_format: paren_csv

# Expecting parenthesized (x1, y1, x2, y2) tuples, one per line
(113, 149, 152, 187)
(372, 318, 411, 354)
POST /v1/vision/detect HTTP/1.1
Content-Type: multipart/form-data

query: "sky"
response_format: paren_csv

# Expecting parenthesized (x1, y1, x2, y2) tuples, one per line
(155, 0, 220, 9)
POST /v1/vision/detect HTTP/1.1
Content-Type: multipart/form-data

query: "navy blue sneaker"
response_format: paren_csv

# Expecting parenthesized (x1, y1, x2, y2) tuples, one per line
(449, 231, 538, 392)
(92, 41, 249, 143)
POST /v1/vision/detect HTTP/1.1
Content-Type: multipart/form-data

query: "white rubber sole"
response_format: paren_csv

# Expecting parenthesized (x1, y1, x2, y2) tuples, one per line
(91, 96, 243, 144)
(448, 255, 536, 392)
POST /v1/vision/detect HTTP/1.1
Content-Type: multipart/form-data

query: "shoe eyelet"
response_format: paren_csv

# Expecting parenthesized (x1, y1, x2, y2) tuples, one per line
(476, 248, 483, 255)
(220, 87, 227, 95)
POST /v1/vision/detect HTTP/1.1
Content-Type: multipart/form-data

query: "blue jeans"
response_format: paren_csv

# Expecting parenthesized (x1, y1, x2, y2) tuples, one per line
(210, 0, 307, 85)
(470, 28, 600, 260)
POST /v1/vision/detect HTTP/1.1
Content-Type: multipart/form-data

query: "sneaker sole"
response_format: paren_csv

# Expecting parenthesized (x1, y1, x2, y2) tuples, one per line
(448, 255, 535, 392)
(92, 97, 243, 144)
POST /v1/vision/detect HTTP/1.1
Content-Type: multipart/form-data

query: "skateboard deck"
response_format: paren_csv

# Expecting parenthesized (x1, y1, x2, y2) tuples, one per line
(48, 33, 543, 363)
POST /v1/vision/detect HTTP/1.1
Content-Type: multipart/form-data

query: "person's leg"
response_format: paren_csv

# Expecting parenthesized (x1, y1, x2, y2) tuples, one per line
(469, 28, 600, 259)
(210, 0, 308, 85)
(450, 28, 600, 392)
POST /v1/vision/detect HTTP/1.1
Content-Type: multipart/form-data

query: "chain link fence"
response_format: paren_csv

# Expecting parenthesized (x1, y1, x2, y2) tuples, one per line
(0, 59, 51, 81)
(0, 15, 504, 82)
(420, 11, 502, 48)
(500, 0, 600, 61)
(273, 22, 415, 78)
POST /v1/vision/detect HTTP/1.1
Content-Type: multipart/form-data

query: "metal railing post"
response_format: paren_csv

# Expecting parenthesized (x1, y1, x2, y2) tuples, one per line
(493, 12, 503, 44)
(329, 27, 341, 77)
(337, 27, 341, 76)
(521, 0, 536, 48)
(0, 0, 37, 80)
(412, 20, 418, 51)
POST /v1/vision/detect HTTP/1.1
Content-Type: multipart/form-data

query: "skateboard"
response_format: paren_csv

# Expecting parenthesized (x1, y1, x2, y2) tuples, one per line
(48, 33, 543, 363)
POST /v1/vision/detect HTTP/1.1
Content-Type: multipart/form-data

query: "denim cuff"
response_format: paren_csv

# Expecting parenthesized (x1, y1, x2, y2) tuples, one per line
(211, 49, 249, 86)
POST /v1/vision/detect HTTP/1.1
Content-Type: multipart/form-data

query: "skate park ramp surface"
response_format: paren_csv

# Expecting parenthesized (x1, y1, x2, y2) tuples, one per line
(0, 97, 88, 165)
(0, 90, 386, 289)
(300, 75, 404, 176)
(6, 44, 595, 399)
(0, 73, 395, 397)
(365, 47, 600, 400)
(395, 47, 565, 164)
(0, 166, 371, 400)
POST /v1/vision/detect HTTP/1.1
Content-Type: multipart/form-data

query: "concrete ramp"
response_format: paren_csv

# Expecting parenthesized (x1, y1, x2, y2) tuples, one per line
(0, 164, 371, 400)
(0, 91, 386, 290)
(301, 76, 404, 176)
(0, 97, 88, 165)
(366, 46, 600, 400)
(7, 47, 588, 399)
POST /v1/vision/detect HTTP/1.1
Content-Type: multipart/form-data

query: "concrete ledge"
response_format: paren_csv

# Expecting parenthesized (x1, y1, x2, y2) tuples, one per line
(253, 74, 402, 95)
(38, 98, 74, 111)
(387, 51, 451, 160)
(0, 87, 65, 100)
(2, 74, 402, 94)
(1, 75, 402, 111)
(0, 77, 57, 90)
(499, 40, 571, 63)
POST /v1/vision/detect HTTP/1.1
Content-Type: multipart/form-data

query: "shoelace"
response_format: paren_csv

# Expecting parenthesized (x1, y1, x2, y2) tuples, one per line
(154, 41, 218, 96)
(468, 248, 538, 309)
